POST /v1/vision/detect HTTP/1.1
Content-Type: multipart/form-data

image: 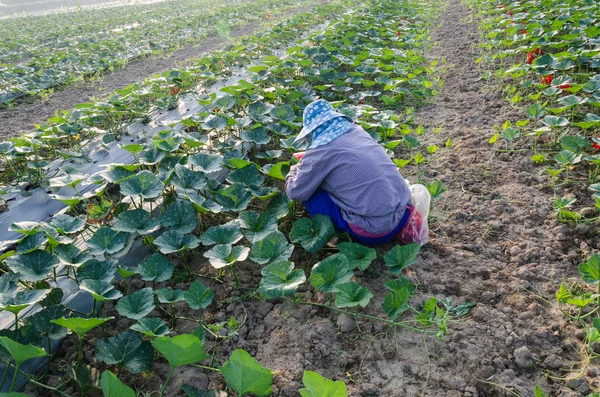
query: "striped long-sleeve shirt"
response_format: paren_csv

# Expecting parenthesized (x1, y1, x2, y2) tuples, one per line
(284, 125, 411, 235)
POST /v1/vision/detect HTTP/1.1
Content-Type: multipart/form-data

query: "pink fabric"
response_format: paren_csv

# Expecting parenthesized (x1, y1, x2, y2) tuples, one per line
(347, 222, 393, 238)
(348, 204, 415, 239)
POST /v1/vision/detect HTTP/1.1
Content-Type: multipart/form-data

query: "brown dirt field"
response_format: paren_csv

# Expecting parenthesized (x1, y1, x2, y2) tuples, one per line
(25, 0, 600, 396)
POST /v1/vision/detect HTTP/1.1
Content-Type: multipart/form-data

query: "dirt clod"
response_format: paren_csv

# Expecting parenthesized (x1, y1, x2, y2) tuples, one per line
(513, 346, 534, 369)
(336, 313, 356, 333)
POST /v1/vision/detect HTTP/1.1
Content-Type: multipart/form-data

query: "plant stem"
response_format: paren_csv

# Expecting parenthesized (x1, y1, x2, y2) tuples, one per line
(287, 299, 436, 334)
(77, 335, 83, 368)
(0, 362, 10, 390)
(159, 368, 174, 397)
(13, 313, 18, 332)
(46, 336, 52, 375)
(189, 364, 220, 371)
(9, 363, 19, 392)
(18, 374, 72, 397)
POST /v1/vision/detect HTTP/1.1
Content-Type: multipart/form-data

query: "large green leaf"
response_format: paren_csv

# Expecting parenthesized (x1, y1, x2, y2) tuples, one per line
(113, 209, 160, 235)
(23, 304, 68, 340)
(49, 214, 86, 234)
(154, 230, 200, 254)
(383, 244, 420, 275)
(139, 148, 167, 165)
(87, 227, 128, 256)
(238, 211, 278, 243)
(160, 200, 198, 234)
(115, 288, 156, 320)
(152, 334, 209, 369)
(17, 233, 48, 254)
(299, 370, 347, 397)
(227, 164, 265, 187)
(171, 164, 207, 194)
(183, 281, 213, 310)
(249, 231, 294, 265)
(220, 349, 272, 397)
(130, 318, 170, 338)
(215, 183, 253, 212)
(270, 104, 296, 122)
(0, 289, 50, 315)
(579, 254, 600, 285)
(266, 194, 291, 219)
(77, 259, 117, 282)
(554, 149, 583, 166)
(384, 277, 415, 295)
(382, 288, 410, 320)
(290, 215, 335, 253)
(309, 254, 353, 293)
(99, 370, 135, 397)
(137, 253, 174, 282)
(259, 261, 306, 299)
(335, 282, 373, 308)
(204, 245, 250, 269)
(95, 330, 153, 374)
(0, 336, 48, 365)
(100, 165, 136, 184)
(5, 250, 59, 282)
(80, 279, 123, 302)
(188, 153, 224, 174)
(51, 317, 113, 337)
(200, 220, 243, 246)
(54, 244, 92, 267)
(120, 170, 164, 199)
(155, 288, 185, 304)
(337, 242, 376, 271)
(8, 222, 41, 236)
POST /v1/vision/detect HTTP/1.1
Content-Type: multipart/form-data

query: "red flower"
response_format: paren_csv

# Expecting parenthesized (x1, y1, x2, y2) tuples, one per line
(542, 75, 553, 85)
(526, 52, 535, 64)
(396, 31, 401, 36)
(593, 142, 600, 150)
(510, 21, 516, 25)
(558, 83, 572, 90)
(532, 48, 542, 55)
(497, 4, 505, 8)
(358, 101, 365, 105)
(507, 10, 513, 15)
(171, 88, 180, 95)
(521, 21, 526, 25)
(297, 25, 301, 29)
(521, 29, 527, 34)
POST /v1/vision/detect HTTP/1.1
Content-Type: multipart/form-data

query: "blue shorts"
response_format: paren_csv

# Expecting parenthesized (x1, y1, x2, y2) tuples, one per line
(303, 188, 411, 246)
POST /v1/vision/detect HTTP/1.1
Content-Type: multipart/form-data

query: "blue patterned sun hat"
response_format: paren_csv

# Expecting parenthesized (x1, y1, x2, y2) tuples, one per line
(293, 99, 352, 144)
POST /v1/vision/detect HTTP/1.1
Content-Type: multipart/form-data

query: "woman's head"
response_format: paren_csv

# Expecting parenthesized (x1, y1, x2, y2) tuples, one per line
(293, 99, 352, 145)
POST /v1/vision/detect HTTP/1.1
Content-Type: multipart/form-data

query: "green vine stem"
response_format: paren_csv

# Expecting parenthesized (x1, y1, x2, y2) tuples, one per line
(285, 298, 439, 335)
(158, 368, 174, 397)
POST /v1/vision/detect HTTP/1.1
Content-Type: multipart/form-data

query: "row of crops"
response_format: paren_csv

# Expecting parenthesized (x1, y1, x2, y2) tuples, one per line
(470, 0, 600, 380)
(0, 0, 456, 395)
(471, 0, 600, 216)
(0, 0, 318, 104)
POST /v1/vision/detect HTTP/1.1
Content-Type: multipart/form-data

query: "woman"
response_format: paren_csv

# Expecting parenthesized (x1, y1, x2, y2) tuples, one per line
(284, 99, 428, 246)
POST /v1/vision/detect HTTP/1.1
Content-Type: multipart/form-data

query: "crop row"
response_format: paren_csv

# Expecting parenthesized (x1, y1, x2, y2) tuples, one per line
(0, 0, 454, 395)
(471, 0, 600, 383)
(0, 1, 350, 192)
(0, 0, 318, 104)
(470, 0, 600, 219)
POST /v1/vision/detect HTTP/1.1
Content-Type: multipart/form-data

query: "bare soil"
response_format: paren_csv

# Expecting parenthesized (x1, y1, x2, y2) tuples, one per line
(26, 0, 600, 396)
(0, 2, 321, 140)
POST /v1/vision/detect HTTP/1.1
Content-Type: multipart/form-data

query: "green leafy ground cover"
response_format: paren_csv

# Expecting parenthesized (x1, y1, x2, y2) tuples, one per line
(0, 0, 318, 105)
(0, 0, 457, 395)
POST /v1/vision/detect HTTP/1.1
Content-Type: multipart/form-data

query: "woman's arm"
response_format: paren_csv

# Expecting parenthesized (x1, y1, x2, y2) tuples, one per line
(284, 153, 328, 202)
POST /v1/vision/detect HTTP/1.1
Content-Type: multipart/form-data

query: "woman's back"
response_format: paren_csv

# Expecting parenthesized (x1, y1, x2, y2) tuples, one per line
(285, 125, 411, 234)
